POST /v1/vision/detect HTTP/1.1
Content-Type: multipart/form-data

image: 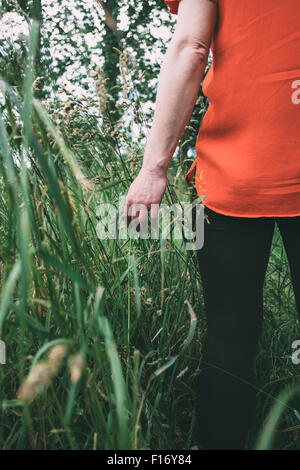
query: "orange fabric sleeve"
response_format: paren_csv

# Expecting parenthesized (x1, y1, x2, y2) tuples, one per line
(165, 0, 218, 14)
(164, 0, 181, 15)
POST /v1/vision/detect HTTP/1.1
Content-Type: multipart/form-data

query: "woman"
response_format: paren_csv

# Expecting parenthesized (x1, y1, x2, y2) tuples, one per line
(124, 0, 300, 449)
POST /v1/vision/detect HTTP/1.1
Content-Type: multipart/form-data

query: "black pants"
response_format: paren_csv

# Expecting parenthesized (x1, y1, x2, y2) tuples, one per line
(195, 205, 300, 450)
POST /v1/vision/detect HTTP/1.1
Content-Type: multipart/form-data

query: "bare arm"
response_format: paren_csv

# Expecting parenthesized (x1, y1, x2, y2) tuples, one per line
(124, 0, 217, 223)
(143, 0, 217, 173)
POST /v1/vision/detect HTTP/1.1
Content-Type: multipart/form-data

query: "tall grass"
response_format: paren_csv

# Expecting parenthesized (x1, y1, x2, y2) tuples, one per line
(0, 22, 300, 450)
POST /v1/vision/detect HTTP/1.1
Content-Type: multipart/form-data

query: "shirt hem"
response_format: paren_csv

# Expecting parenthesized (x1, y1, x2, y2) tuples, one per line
(203, 202, 300, 218)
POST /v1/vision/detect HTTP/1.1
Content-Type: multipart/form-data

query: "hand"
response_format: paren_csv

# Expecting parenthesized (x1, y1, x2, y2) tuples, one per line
(123, 167, 167, 227)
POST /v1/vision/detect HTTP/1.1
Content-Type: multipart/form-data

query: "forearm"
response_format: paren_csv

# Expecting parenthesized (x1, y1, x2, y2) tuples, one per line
(141, 39, 209, 175)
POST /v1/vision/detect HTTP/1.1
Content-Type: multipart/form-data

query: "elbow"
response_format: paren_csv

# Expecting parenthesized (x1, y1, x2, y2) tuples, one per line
(170, 38, 210, 68)
(188, 44, 210, 67)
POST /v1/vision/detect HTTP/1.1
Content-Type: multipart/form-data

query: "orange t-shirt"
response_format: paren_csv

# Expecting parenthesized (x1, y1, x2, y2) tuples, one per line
(165, 0, 300, 217)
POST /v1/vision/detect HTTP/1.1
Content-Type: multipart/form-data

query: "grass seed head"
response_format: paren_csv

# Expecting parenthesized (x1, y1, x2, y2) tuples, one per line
(18, 344, 67, 403)
(69, 353, 84, 383)
(17, 363, 53, 403)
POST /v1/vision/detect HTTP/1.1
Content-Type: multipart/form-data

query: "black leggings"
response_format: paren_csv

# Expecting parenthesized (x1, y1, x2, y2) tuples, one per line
(195, 205, 300, 450)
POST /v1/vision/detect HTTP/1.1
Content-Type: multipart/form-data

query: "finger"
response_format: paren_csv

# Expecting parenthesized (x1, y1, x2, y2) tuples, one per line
(123, 198, 132, 227)
(150, 203, 159, 237)
(138, 205, 149, 236)
(128, 204, 139, 225)
(127, 204, 146, 234)
(150, 203, 159, 221)
(138, 204, 148, 224)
